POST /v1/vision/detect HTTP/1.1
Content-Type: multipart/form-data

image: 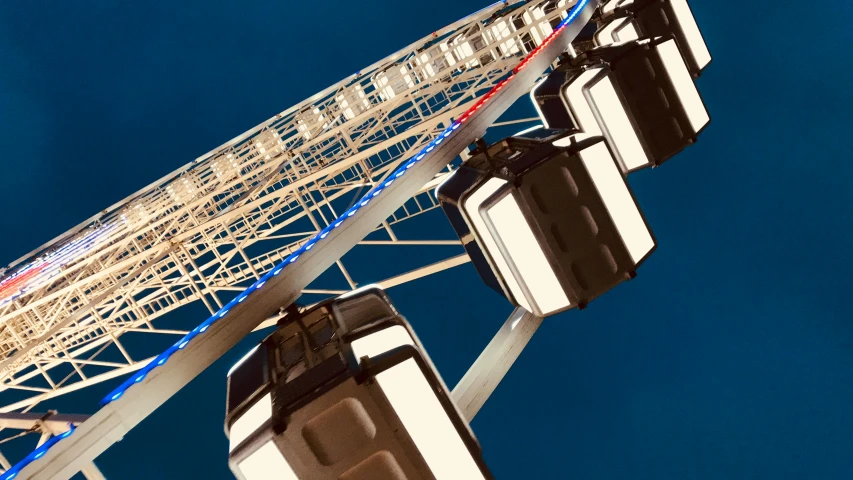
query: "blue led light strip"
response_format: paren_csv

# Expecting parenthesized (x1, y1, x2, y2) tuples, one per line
(0, 428, 74, 480)
(0, 2, 590, 478)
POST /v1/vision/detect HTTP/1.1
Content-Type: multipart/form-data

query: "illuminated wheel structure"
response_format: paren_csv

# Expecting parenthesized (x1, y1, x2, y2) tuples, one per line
(0, 1, 593, 476)
(0, 0, 714, 478)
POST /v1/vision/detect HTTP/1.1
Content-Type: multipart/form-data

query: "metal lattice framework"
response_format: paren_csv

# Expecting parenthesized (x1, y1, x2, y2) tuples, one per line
(3, 0, 605, 476)
(0, 0, 576, 415)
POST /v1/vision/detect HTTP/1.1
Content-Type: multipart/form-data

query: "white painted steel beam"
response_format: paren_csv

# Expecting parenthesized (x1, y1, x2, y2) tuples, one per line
(0, 413, 89, 432)
(380, 253, 472, 289)
(252, 253, 472, 331)
(79, 463, 106, 480)
(452, 307, 543, 421)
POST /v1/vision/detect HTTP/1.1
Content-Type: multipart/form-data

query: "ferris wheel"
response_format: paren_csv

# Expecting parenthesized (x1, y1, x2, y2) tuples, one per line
(0, 0, 714, 478)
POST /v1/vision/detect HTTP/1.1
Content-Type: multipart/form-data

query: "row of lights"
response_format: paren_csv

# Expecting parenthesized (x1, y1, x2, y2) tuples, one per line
(314, 0, 577, 134)
(0, 1, 592, 478)
(0, 221, 122, 307)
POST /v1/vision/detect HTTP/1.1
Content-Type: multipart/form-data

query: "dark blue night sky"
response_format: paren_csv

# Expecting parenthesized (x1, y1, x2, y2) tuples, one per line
(2, 1, 853, 478)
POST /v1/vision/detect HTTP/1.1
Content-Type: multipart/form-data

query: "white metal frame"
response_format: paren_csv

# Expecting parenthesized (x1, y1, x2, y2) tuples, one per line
(0, 0, 577, 415)
(0, 1, 600, 477)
